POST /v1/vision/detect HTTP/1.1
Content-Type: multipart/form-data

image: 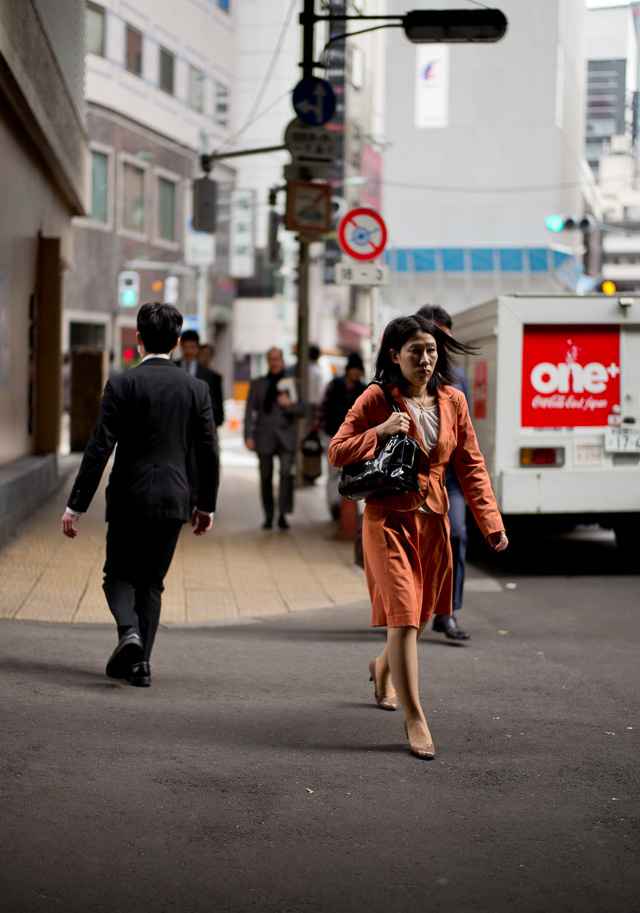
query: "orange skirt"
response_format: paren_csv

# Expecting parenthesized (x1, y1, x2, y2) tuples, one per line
(362, 504, 453, 628)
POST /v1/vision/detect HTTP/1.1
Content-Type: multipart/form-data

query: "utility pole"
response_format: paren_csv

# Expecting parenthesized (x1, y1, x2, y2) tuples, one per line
(295, 0, 318, 416)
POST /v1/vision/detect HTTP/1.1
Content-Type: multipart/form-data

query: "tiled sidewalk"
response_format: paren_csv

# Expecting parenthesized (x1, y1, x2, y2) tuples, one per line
(0, 439, 369, 625)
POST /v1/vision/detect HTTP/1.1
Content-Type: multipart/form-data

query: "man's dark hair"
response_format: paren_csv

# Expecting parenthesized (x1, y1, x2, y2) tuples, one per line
(416, 304, 452, 330)
(137, 303, 183, 353)
(309, 344, 321, 361)
(374, 315, 474, 392)
(180, 329, 200, 344)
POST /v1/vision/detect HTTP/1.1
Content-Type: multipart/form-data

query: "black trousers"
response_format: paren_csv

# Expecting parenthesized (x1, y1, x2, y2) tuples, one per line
(103, 517, 183, 661)
(258, 449, 296, 519)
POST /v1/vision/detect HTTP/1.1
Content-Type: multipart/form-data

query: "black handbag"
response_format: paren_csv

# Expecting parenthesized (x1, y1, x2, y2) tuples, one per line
(338, 383, 421, 501)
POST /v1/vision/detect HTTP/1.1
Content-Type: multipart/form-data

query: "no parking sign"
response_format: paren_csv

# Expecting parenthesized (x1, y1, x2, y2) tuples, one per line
(338, 208, 387, 261)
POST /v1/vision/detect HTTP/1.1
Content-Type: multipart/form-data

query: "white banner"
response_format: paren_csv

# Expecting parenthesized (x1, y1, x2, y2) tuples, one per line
(414, 46, 449, 129)
(229, 190, 255, 279)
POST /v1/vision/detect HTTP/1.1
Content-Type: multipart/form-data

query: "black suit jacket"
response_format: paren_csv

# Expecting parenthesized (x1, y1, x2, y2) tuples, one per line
(67, 358, 219, 521)
(175, 360, 224, 427)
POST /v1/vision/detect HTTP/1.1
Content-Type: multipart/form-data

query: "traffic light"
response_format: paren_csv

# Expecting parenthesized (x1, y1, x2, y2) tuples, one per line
(546, 215, 595, 233)
(402, 9, 508, 43)
(118, 271, 140, 308)
(601, 280, 617, 296)
(193, 177, 217, 233)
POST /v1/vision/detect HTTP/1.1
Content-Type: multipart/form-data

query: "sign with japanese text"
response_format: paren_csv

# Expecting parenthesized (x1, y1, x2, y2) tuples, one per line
(229, 190, 255, 279)
(521, 325, 620, 427)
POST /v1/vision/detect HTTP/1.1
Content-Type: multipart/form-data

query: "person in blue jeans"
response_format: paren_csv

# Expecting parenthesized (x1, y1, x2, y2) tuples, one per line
(416, 305, 471, 640)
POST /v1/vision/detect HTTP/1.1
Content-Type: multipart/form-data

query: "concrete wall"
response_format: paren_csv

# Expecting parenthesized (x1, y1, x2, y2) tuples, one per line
(0, 87, 79, 468)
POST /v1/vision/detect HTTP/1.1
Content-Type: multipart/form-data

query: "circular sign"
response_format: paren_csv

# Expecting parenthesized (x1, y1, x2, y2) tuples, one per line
(292, 77, 336, 126)
(338, 208, 387, 261)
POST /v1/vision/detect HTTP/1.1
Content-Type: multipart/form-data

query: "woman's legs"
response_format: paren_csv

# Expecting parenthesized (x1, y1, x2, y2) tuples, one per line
(385, 623, 433, 748)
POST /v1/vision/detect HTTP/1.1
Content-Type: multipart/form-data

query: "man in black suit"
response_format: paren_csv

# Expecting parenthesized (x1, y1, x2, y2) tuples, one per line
(175, 330, 224, 428)
(61, 303, 219, 687)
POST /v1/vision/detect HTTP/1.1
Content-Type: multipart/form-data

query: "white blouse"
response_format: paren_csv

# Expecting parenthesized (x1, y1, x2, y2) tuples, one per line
(403, 399, 440, 514)
(403, 399, 440, 453)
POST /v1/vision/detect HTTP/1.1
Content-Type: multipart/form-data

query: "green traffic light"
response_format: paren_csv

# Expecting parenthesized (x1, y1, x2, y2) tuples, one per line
(546, 215, 564, 232)
(122, 289, 137, 306)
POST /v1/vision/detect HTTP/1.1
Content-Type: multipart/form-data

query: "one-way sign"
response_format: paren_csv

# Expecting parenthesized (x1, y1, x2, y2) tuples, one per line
(284, 118, 338, 167)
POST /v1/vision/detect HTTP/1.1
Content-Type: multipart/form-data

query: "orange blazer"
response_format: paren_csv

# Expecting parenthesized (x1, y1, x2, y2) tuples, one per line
(328, 383, 504, 538)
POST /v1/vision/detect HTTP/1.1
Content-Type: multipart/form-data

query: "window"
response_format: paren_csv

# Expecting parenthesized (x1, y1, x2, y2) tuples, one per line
(157, 178, 176, 242)
(90, 151, 108, 222)
(125, 24, 142, 76)
(159, 47, 174, 95)
(215, 82, 229, 126)
(87, 3, 105, 57)
(217, 0, 230, 11)
(189, 65, 205, 112)
(122, 162, 145, 232)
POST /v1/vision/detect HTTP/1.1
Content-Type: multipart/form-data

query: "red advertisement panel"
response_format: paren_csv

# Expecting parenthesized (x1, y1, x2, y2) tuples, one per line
(473, 360, 488, 419)
(521, 325, 620, 427)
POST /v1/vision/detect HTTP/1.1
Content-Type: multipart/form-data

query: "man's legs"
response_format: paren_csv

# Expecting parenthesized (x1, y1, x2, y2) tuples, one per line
(433, 484, 470, 639)
(277, 448, 296, 518)
(258, 453, 275, 525)
(103, 517, 183, 672)
(132, 519, 183, 662)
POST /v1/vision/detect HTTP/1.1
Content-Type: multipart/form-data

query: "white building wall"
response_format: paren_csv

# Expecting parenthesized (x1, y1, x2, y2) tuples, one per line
(381, 0, 588, 315)
(85, 0, 236, 151)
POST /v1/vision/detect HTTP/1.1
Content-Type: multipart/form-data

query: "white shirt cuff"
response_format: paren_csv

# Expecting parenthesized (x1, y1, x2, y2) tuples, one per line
(66, 508, 81, 516)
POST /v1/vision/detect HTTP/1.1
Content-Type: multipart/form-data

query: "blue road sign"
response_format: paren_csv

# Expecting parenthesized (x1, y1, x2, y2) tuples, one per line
(292, 77, 336, 126)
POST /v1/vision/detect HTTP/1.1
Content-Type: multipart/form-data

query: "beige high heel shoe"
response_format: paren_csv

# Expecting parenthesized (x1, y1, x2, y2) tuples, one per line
(404, 721, 436, 760)
(368, 658, 398, 711)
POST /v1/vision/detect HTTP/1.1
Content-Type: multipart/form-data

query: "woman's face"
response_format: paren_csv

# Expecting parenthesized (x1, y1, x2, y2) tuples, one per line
(390, 331, 438, 388)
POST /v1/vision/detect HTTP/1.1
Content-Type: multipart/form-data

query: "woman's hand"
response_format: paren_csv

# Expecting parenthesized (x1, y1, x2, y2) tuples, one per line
(376, 411, 411, 441)
(487, 530, 509, 552)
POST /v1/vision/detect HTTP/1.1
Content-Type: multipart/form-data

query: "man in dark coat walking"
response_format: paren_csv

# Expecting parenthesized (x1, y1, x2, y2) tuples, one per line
(61, 303, 219, 686)
(175, 329, 225, 428)
(244, 347, 305, 530)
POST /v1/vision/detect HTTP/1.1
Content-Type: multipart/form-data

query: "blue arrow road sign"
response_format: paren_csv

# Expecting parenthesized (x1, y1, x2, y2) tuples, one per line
(292, 77, 336, 126)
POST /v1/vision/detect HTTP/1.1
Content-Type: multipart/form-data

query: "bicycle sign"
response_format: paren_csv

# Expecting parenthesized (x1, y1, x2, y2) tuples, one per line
(337, 208, 387, 261)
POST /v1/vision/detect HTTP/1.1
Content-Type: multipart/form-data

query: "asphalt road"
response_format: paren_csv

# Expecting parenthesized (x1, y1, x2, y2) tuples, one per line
(1, 532, 638, 913)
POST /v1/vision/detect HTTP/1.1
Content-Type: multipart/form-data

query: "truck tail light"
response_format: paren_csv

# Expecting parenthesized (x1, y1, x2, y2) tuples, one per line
(520, 447, 565, 467)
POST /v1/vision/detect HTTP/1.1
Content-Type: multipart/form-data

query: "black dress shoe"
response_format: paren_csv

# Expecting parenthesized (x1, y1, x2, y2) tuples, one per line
(262, 517, 273, 529)
(128, 661, 151, 687)
(106, 630, 143, 679)
(432, 615, 470, 640)
(277, 514, 290, 530)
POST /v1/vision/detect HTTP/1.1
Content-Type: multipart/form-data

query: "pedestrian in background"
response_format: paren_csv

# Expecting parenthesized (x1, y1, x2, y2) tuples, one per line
(197, 342, 215, 369)
(176, 330, 224, 428)
(417, 304, 471, 640)
(310, 352, 366, 519)
(328, 315, 508, 760)
(306, 343, 324, 433)
(244, 347, 305, 530)
(61, 303, 218, 687)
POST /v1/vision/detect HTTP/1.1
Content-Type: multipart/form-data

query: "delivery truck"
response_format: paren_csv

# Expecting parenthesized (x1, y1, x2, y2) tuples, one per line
(453, 295, 640, 554)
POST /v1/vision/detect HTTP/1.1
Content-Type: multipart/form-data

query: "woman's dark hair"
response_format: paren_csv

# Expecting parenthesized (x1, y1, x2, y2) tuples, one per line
(374, 314, 476, 392)
(137, 302, 183, 353)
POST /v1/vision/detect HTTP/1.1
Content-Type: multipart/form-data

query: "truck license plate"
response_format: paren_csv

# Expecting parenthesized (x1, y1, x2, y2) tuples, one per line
(604, 428, 640, 453)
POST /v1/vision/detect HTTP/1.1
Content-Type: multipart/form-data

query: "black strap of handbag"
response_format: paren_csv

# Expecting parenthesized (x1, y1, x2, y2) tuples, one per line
(368, 381, 402, 416)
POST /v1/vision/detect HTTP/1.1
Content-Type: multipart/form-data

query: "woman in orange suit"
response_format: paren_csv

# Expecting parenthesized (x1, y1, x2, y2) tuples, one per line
(328, 315, 508, 760)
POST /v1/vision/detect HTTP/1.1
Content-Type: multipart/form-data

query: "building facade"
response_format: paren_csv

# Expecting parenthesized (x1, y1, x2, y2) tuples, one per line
(0, 0, 90, 543)
(381, 0, 589, 320)
(66, 0, 238, 387)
